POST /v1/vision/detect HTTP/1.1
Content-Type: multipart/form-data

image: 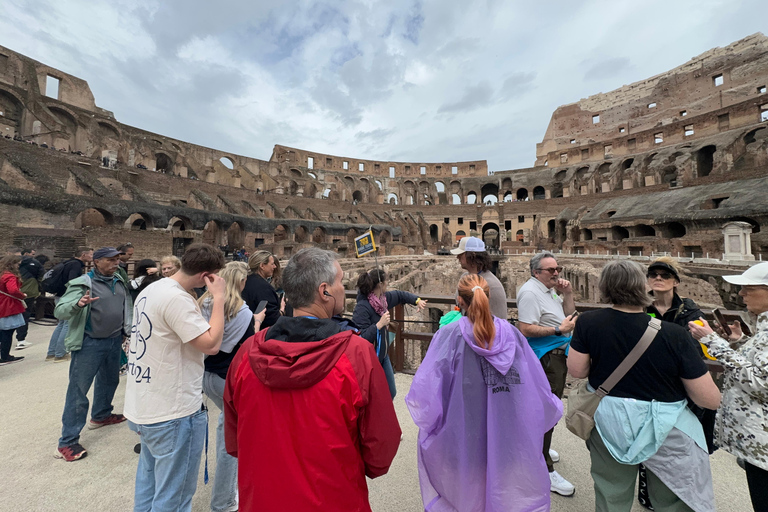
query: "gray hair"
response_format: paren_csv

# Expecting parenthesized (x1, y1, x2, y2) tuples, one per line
(530, 252, 557, 276)
(598, 260, 654, 307)
(282, 247, 339, 309)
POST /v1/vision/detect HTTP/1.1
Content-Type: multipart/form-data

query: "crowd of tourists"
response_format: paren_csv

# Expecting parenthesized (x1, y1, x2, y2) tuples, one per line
(3, 236, 767, 512)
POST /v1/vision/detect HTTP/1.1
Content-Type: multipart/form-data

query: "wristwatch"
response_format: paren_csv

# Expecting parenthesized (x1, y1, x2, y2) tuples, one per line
(554, 326, 562, 336)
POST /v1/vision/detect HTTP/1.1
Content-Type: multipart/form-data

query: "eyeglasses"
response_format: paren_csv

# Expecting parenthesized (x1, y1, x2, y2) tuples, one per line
(537, 266, 563, 274)
(647, 271, 674, 280)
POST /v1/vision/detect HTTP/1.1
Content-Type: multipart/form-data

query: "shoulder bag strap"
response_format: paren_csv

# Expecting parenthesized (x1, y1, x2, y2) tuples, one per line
(595, 317, 662, 398)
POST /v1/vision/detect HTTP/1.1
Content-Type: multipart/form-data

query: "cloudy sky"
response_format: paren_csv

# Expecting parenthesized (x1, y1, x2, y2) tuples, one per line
(1, 0, 763, 170)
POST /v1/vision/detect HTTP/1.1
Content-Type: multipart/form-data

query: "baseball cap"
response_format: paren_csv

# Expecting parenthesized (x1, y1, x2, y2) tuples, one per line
(450, 236, 486, 255)
(93, 247, 122, 260)
(722, 262, 768, 286)
(648, 261, 680, 281)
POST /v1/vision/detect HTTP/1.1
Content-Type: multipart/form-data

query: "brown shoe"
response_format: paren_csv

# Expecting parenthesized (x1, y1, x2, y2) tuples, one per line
(88, 414, 127, 430)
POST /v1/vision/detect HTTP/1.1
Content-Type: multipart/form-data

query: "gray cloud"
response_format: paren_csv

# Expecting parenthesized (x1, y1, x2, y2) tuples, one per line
(437, 81, 495, 114)
(498, 72, 536, 100)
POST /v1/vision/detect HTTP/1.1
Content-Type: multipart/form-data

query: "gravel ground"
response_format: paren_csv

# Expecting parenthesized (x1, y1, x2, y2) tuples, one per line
(0, 323, 751, 511)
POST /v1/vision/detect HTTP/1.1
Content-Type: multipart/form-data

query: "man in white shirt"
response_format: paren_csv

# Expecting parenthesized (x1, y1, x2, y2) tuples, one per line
(124, 243, 227, 512)
(516, 252, 577, 497)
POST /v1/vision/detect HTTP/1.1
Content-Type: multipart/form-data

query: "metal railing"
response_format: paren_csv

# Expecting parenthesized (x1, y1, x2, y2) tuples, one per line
(345, 290, 731, 374)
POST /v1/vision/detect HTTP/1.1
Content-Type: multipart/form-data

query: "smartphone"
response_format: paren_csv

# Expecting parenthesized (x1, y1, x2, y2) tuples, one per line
(712, 309, 732, 337)
(255, 300, 268, 314)
(569, 311, 579, 319)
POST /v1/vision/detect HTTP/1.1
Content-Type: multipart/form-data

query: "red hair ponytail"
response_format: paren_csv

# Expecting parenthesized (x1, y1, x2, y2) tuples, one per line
(457, 274, 495, 349)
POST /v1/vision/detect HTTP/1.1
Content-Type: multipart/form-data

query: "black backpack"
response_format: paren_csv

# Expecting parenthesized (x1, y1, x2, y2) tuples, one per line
(41, 259, 74, 296)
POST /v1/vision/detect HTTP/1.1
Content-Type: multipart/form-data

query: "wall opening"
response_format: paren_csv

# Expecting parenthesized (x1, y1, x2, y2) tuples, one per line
(389, 166, 395, 178)
(387, 193, 398, 205)
(533, 186, 546, 200)
(612, 226, 629, 241)
(451, 193, 461, 205)
(635, 224, 655, 237)
(466, 192, 477, 205)
(219, 157, 234, 169)
(307, 156, 314, 169)
(429, 224, 439, 243)
(45, 75, 60, 99)
(666, 222, 686, 238)
(713, 74, 723, 87)
(516, 188, 528, 201)
(696, 145, 716, 177)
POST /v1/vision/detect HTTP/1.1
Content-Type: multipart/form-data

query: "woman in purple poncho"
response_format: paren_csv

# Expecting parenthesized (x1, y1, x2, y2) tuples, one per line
(406, 274, 563, 512)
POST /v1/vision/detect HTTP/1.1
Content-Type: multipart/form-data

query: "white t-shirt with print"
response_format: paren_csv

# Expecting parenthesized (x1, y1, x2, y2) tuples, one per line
(124, 278, 211, 425)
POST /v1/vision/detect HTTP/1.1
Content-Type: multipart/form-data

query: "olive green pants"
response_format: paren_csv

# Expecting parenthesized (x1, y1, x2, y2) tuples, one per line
(586, 429, 693, 512)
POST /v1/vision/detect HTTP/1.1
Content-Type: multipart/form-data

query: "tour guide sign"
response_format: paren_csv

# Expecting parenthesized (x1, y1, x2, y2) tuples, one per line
(354, 230, 377, 258)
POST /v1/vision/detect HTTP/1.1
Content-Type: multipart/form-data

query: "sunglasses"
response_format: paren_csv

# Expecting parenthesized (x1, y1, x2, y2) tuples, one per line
(537, 266, 563, 274)
(647, 271, 674, 280)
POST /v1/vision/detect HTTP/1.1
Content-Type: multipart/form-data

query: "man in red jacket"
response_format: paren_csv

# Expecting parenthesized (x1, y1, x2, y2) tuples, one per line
(224, 247, 401, 512)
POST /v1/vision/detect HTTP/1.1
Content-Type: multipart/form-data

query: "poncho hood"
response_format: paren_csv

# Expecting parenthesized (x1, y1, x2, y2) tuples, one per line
(458, 316, 518, 375)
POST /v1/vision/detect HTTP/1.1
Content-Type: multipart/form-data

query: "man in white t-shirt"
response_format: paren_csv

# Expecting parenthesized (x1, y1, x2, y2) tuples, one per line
(124, 243, 227, 512)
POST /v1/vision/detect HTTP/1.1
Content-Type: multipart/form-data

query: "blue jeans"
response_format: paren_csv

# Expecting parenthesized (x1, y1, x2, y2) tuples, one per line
(47, 319, 69, 357)
(382, 355, 396, 399)
(131, 409, 207, 512)
(202, 372, 238, 512)
(58, 334, 122, 447)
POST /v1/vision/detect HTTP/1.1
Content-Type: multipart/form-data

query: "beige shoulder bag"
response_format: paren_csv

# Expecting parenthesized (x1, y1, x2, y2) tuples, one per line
(565, 317, 661, 441)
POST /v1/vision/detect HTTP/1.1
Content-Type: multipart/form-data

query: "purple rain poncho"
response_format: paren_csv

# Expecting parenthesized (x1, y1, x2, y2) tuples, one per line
(406, 317, 563, 512)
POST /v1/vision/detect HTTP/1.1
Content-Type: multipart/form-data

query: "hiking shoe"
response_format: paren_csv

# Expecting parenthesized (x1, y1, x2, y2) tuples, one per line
(550, 470, 575, 496)
(88, 414, 127, 430)
(0, 355, 25, 364)
(55, 443, 87, 461)
(45, 354, 55, 361)
(15, 341, 32, 349)
(549, 448, 560, 463)
(54, 354, 70, 363)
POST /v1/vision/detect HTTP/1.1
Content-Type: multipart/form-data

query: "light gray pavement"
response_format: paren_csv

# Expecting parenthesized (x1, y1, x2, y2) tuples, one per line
(0, 323, 752, 511)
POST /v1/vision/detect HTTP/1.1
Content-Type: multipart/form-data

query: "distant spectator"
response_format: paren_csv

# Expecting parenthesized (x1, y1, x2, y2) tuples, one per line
(129, 259, 161, 302)
(16, 248, 45, 349)
(115, 243, 134, 282)
(46, 247, 93, 362)
(242, 251, 284, 328)
(0, 255, 28, 364)
(160, 255, 181, 277)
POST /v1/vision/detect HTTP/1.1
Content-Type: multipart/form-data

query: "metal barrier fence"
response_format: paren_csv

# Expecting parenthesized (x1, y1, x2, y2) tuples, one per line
(344, 291, 731, 374)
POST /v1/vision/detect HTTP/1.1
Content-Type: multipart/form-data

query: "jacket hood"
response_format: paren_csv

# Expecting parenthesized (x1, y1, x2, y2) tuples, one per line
(458, 316, 519, 375)
(248, 316, 353, 389)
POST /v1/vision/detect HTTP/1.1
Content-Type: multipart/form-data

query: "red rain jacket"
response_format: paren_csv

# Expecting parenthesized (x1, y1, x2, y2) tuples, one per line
(224, 317, 401, 512)
(0, 272, 25, 318)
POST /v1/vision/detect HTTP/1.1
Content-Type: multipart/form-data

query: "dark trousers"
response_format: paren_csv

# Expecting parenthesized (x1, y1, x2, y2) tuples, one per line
(540, 350, 567, 472)
(0, 329, 16, 359)
(15, 297, 36, 341)
(746, 462, 768, 512)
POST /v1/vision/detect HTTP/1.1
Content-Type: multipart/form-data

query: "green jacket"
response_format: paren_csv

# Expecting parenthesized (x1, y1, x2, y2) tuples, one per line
(54, 271, 133, 352)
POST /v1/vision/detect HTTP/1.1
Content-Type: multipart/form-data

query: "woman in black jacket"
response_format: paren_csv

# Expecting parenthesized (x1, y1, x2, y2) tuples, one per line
(352, 269, 427, 399)
(242, 251, 284, 328)
(639, 257, 711, 511)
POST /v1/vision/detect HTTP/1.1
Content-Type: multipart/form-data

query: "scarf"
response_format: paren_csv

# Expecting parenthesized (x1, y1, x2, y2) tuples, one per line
(368, 292, 388, 317)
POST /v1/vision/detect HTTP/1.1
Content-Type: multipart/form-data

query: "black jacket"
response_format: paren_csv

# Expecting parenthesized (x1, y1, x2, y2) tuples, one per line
(647, 293, 703, 326)
(242, 274, 281, 328)
(352, 290, 419, 361)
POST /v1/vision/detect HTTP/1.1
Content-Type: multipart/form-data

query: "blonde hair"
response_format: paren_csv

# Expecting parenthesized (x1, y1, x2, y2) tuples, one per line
(248, 250, 273, 275)
(160, 255, 181, 269)
(198, 261, 248, 321)
(457, 274, 495, 349)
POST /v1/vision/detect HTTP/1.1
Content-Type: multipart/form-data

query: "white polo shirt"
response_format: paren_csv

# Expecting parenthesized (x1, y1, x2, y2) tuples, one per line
(516, 277, 566, 329)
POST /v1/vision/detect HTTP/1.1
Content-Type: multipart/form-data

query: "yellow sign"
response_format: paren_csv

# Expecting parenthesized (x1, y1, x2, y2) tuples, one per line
(354, 231, 377, 258)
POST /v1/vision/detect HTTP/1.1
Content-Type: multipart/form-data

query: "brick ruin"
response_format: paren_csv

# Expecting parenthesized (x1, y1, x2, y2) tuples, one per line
(1, 34, 767, 317)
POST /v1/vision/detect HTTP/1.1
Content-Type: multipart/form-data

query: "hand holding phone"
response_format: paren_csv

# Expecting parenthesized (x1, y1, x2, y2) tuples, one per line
(713, 309, 732, 337)
(255, 300, 268, 314)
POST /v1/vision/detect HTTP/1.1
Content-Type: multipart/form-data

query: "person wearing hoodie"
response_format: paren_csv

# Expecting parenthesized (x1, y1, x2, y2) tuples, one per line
(224, 247, 401, 512)
(406, 274, 563, 511)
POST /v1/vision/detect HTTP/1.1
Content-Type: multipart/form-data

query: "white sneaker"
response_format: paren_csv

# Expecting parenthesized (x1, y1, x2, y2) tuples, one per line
(549, 448, 560, 463)
(549, 470, 575, 496)
(15, 341, 32, 349)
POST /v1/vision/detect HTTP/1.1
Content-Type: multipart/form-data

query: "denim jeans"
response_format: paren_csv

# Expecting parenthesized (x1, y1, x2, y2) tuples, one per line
(131, 409, 208, 512)
(47, 319, 69, 358)
(58, 334, 123, 447)
(202, 371, 239, 512)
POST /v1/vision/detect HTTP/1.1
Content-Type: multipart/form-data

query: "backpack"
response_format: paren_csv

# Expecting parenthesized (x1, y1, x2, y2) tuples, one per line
(41, 259, 74, 296)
